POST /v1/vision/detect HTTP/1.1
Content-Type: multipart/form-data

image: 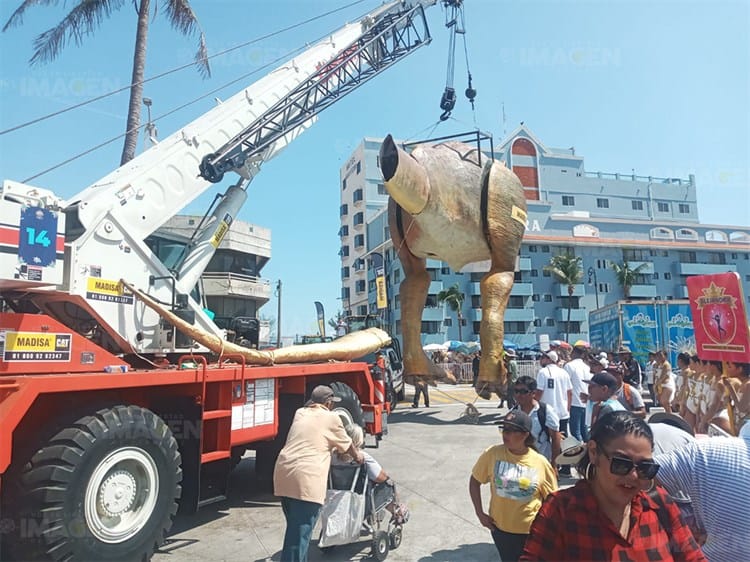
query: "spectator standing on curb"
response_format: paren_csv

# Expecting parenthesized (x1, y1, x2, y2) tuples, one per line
(585, 372, 626, 428)
(504, 348, 519, 409)
(412, 379, 430, 408)
(535, 350, 572, 436)
(655, 422, 750, 562)
(511, 376, 561, 465)
(565, 345, 592, 441)
(472, 351, 481, 387)
(644, 351, 657, 408)
(617, 346, 643, 390)
(609, 364, 647, 418)
(273, 385, 363, 562)
(470, 411, 558, 562)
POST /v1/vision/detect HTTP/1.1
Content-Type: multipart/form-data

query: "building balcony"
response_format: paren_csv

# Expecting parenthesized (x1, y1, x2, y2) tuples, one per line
(555, 308, 587, 323)
(628, 284, 658, 298)
(202, 273, 272, 303)
(677, 263, 738, 276)
(511, 282, 534, 296)
(429, 280, 444, 294)
(517, 257, 532, 271)
(628, 261, 654, 274)
(422, 306, 445, 322)
(556, 284, 585, 297)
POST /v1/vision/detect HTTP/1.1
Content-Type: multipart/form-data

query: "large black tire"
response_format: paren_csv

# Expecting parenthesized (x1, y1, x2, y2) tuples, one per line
(329, 381, 365, 428)
(5, 405, 182, 561)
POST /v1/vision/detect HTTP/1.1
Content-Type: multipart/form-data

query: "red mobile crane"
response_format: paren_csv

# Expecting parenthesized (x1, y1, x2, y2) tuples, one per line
(0, 2, 436, 559)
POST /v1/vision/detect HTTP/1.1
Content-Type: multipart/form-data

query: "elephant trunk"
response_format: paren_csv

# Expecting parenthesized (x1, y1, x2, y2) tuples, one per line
(379, 134, 430, 215)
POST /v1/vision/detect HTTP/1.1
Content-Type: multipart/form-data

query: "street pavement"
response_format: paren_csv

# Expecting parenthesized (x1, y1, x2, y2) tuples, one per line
(153, 383, 575, 562)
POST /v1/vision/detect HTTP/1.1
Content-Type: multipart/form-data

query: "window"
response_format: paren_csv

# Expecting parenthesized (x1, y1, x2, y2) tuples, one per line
(505, 322, 528, 334)
(562, 195, 575, 206)
(532, 294, 540, 302)
(508, 296, 526, 308)
(393, 269, 400, 283)
(355, 280, 366, 293)
(545, 318, 556, 327)
(470, 273, 484, 282)
(530, 270, 539, 277)
(441, 266, 451, 274)
(444, 318, 452, 327)
(650, 227, 674, 240)
(731, 253, 738, 259)
(357, 305, 368, 315)
(678, 251, 697, 264)
(543, 294, 552, 302)
(707, 253, 726, 265)
(623, 249, 648, 261)
(353, 258, 364, 271)
(705, 230, 728, 243)
(353, 188, 363, 203)
(541, 245, 550, 253)
(598, 283, 611, 293)
(356, 161, 361, 174)
(339, 225, 349, 237)
(543, 269, 551, 277)
(597, 259, 607, 269)
(368, 280, 376, 292)
(471, 295, 482, 308)
(679, 203, 690, 214)
(473, 322, 481, 334)
(597, 198, 609, 208)
(533, 319, 542, 327)
(514, 272, 522, 282)
(342, 178, 347, 191)
(354, 234, 365, 247)
(425, 295, 439, 308)
(341, 266, 350, 279)
(632, 200, 644, 211)
(340, 245, 349, 257)
(676, 228, 698, 241)
(394, 295, 400, 309)
(377, 182, 386, 195)
(664, 272, 672, 280)
(353, 212, 364, 226)
(421, 321, 441, 334)
(657, 202, 670, 212)
(341, 287, 350, 299)
(653, 272, 659, 280)
(340, 204, 348, 217)
(529, 245, 538, 253)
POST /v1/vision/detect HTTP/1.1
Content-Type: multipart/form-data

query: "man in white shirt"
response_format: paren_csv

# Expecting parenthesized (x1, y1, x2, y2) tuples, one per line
(535, 350, 572, 436)
(564, 345, 592, 441)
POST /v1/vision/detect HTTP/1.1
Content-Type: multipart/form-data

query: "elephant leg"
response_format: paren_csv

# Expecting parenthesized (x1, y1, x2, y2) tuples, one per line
(389, 201, 455, 384)
(476, 269, 515, 399)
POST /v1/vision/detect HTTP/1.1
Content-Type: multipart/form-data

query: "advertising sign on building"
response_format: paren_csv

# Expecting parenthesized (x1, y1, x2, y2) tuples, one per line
(687, 272, 750, 363)
(375, 267, 387, 310)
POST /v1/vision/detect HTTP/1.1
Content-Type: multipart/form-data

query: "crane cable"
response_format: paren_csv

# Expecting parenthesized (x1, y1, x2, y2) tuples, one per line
(438, 0, 476, 122)
(0, 0, 368, 137)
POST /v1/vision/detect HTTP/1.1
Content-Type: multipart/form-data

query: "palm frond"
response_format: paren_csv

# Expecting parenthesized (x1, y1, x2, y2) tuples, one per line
(29, 0, 126, 66)
(3, 0, 59, 33)
(165, 0, 210, 78)
(544, 254, 583, 286)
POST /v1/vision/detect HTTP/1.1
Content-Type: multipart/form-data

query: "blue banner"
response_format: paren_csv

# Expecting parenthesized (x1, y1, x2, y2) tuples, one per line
(621, 304, 660, 368)
(666, 303, 695, 366)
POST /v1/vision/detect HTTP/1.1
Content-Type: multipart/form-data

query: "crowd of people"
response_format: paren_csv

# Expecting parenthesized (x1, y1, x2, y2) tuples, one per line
(467, 341, 750, 561)
(271, 341, 750, 561)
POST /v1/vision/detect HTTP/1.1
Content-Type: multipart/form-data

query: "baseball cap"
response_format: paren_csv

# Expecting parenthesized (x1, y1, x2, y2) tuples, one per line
(585, 372, 618, 392)
(308, 385, 342, 405)
(505, 348, 517, 358)
(542, 350, 559, 363)
(617, 345, 632, 354)
(496, 410, 532, 433)
(573, 340, 590, 349)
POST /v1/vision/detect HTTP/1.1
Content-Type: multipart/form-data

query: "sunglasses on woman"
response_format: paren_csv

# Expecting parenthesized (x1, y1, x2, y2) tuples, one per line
(602, 448, 660, 479)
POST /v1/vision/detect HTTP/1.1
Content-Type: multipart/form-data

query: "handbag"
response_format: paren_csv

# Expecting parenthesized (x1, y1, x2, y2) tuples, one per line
(318, 465, 367, 547)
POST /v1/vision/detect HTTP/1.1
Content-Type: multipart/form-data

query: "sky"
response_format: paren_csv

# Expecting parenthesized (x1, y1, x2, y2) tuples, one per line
(0, 0, 748, 340)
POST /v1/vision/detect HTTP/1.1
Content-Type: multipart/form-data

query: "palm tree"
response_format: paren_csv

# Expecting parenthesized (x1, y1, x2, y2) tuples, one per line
(437, 283, 465, 341)
(611, 260, 649, 298)
(544, 253, 583, 341)
(3, 0, 210, 165)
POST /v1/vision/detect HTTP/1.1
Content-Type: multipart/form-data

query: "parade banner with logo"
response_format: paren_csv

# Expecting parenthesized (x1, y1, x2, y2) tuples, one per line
(687, 272, 750, 363)
(665, 302, 695, 366)
(621, 304, 660, 367)
(589, 303, 620, 352)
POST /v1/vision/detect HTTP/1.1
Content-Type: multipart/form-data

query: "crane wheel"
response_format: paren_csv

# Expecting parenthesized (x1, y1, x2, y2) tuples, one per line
(4, 405, 181, 561)
(329, 381, 365, 428)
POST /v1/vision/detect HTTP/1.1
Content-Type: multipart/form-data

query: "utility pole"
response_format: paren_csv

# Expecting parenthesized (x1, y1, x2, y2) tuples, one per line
(276, 280, 282, 348)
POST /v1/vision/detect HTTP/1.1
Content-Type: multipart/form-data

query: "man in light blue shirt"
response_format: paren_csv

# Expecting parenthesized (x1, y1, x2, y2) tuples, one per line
(655, 422, 750, 562)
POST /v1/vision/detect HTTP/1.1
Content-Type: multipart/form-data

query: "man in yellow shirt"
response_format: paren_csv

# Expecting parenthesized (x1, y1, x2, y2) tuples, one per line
(273, 385, 363, 561)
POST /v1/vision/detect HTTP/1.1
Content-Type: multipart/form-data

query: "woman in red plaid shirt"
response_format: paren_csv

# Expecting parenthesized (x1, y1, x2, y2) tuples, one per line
(521, 411, 705, 562)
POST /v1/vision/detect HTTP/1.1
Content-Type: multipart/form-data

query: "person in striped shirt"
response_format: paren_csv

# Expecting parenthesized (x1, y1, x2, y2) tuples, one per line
(655, 422, 750, 562)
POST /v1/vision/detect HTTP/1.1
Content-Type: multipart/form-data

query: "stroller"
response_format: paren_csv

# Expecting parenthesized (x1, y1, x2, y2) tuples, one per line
(318, 463, 407, 561)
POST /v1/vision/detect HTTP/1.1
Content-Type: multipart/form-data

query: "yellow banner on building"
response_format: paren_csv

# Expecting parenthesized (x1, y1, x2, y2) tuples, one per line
(375, 268, 387, 310)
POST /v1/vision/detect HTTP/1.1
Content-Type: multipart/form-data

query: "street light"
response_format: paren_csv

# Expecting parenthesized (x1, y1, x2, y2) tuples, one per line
(587, 266, 599, 310)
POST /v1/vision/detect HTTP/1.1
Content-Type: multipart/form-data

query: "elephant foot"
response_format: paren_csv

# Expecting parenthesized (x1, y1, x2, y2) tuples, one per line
(475, 380, 507, 400)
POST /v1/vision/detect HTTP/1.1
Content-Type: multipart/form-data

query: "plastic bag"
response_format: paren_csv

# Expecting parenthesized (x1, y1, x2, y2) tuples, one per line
(318, 488, 366, 547)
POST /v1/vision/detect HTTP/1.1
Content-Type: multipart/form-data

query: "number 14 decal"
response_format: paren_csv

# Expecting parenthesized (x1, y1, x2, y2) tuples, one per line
(25, 227, 52, 247)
